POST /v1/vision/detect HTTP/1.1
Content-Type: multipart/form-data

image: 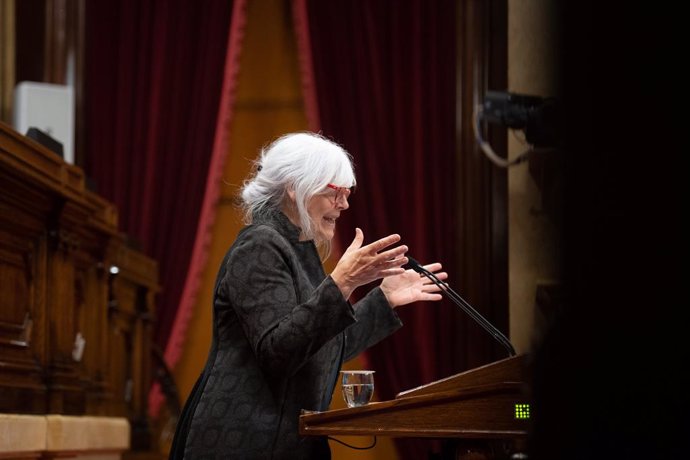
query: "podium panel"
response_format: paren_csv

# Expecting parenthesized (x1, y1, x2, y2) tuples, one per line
(300, 355, 530, 447)
(301, 382, 527, 438)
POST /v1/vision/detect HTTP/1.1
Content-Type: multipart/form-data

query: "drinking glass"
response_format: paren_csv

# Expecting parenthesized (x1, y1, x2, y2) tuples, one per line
(340, 370, 375, 408)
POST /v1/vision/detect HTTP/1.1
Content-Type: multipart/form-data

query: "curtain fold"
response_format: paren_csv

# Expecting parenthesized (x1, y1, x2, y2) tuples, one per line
(84, 0, 241, 415)
(162, 0, 247, 389)
(294, 1, 461, 458)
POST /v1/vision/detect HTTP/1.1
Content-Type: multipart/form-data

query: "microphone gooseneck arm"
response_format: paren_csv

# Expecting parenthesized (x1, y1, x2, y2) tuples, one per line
(406, 257, 516, 357)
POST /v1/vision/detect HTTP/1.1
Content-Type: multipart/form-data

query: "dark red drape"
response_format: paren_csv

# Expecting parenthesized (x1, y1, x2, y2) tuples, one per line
(84, 0, 234, 349)
(296, 1, 462, 457)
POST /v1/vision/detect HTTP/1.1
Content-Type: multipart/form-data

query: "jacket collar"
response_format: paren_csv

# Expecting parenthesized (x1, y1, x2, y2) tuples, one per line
(252, 208, 303, 243)
(253, 208, 324, 282)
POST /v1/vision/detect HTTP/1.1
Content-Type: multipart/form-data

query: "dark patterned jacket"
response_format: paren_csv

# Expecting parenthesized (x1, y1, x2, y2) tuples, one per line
(170, 209, 402, 459)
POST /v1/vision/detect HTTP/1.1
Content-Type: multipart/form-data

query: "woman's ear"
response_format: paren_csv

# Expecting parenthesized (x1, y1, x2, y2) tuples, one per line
(287, 188, 296, 202)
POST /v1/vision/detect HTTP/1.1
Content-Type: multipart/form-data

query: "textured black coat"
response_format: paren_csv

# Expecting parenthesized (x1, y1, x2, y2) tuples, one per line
(170, 210, 402, 459)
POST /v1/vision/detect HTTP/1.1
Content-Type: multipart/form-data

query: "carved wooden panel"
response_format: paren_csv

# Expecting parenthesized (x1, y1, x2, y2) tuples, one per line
(0, 121, 159, 452)
(0, 171, 50, 414)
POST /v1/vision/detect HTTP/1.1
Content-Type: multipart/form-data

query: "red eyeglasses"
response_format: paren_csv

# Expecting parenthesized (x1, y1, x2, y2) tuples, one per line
(326, 183, 353, 204)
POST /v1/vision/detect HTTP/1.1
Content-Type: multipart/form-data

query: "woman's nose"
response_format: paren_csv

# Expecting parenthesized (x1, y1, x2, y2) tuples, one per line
(336, 194, 349, 210)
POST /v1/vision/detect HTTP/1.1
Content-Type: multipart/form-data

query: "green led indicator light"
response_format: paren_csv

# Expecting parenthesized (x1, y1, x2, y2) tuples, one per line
(515, 403, 530, 419)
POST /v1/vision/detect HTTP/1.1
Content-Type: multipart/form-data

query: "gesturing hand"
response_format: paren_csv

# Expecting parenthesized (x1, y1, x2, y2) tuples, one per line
(379, 262, 448, 308)
(331, 228, 408, 300)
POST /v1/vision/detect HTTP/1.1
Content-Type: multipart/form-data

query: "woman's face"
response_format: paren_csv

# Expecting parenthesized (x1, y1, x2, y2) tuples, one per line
(307, 184, 351, 241)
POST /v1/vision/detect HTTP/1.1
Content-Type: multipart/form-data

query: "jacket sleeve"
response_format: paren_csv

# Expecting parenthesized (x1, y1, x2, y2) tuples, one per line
(221, 225, 356, 377)
(343, 287, 403, 362)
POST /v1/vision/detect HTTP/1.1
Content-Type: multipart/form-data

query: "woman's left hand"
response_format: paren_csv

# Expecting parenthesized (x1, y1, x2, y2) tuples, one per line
(379, 262, 448, 308)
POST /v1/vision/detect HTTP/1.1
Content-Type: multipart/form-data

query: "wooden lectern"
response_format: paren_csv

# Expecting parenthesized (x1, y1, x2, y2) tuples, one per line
(300, 355, 530, 458)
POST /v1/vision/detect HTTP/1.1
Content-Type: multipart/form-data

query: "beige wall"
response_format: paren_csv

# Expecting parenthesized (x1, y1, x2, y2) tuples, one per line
(507, 0, 561, 353)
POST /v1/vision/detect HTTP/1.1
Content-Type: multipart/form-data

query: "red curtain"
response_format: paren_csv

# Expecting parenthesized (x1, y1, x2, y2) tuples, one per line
(84, 0, 235, 351)
(295, 1, 463, 457)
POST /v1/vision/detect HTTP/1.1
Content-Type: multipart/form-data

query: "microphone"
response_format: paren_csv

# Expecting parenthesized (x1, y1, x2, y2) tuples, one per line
(403, 256, 516, 357)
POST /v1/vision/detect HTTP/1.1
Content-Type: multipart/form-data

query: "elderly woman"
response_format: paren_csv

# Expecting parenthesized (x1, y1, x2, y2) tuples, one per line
(170, 132, 447, 459)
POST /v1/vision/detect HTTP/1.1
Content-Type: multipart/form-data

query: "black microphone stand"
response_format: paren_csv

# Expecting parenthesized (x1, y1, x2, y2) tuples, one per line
(406, 258, 516, 357)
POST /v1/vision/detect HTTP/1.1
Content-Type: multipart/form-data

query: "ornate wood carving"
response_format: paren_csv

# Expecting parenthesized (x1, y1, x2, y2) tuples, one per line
(0, 121, 159, 452)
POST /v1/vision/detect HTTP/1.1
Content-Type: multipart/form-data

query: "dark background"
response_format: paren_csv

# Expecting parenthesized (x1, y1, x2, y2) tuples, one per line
(530, 4, 688, 459)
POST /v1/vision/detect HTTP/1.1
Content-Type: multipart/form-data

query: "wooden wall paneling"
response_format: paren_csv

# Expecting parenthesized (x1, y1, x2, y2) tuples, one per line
(1, 121, 161, 455)
(73, 213, 116, 416)
(0, 0, 16, 123)
(15, 0, 46, 84)
(107, 272, 137, 420)
(43, 0, 69, 84)
(76, 252, 109, 415)
(0, 231, 47, 414)
(44, 194, 119, 415)
(455, 0, 508, 369)
(109, 244, 159, 450)
(84, 194, 122, 419)
(0, 168, 54, 414)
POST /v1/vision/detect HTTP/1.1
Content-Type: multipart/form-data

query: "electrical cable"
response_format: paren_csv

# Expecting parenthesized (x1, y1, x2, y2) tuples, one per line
(327, 436, 377, 450)
(473, 105, 532, 168)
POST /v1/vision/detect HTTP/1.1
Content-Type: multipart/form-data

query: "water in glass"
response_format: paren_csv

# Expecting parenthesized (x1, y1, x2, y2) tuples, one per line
(340, 370, 375, 408)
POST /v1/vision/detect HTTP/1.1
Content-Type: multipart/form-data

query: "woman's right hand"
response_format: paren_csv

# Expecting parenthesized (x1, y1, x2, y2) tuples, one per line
(330, 228, 408, 300)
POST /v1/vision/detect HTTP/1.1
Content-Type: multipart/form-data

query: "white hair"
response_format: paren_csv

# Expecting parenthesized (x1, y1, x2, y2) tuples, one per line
(240, 132, 356, 241)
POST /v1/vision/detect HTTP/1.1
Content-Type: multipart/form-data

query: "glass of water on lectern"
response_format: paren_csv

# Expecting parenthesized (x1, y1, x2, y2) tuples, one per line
(340, 370, 375, 408)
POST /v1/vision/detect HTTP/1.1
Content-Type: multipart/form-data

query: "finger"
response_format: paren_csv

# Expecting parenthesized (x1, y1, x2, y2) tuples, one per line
(379, 254, 408, 269)
(422, 293, 443, 301)
(422, 263, 443, 272)
(431, 271, 448, 281)
(374, 245, 408, 262)
(380, 256, 408, 269)
(346, 227, 364, 252)
(420, 271, 448, 283)
(422, 280, 448, 292)
(379, 267, 406, 277)
(363, 233, 401, 254)
(422, 283, 444, 292)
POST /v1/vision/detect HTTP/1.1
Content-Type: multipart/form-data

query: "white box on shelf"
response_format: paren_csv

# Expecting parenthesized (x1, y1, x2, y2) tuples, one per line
(13, 81, 74, 164)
